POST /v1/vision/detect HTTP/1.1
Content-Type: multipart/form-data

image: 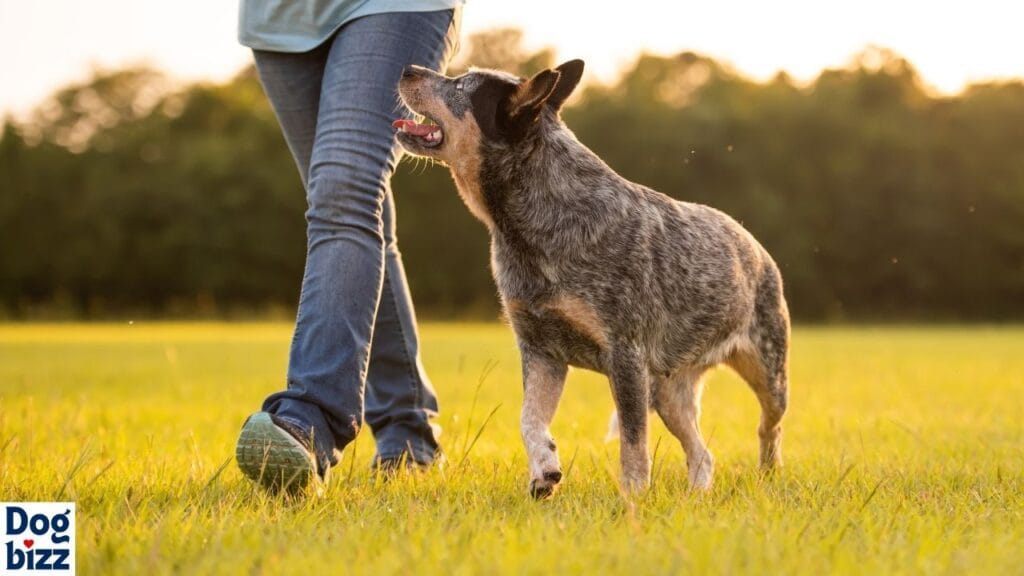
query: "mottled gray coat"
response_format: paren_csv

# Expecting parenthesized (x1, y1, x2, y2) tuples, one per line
(396, 60, 790, 497)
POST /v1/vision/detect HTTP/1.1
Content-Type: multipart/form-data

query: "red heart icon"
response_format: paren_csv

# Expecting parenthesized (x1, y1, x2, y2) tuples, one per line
(23, 539, 34, 549)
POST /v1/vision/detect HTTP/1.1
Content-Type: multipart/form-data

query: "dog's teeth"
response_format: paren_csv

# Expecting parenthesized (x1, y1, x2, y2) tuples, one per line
(430, 130, 442, 141)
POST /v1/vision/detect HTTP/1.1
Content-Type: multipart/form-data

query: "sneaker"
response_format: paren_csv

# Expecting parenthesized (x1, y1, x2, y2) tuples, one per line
(372, 450, 445, 477)
(235, 412, 323, 494)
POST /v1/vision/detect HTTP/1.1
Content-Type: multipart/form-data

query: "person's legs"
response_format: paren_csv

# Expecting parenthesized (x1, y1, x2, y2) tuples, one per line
(236, 45, 331, 488)
(249, 44, 327, 189)
(247, 10, 459, 481)
(364, 180, 441, 466)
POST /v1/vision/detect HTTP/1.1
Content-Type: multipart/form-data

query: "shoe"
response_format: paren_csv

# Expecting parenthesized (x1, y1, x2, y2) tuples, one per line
(372, 450, 444, 476)
(235, 412, 323, 494)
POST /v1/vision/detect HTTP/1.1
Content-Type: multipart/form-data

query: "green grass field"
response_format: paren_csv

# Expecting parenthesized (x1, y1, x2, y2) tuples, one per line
(1, 323, 1022, 574)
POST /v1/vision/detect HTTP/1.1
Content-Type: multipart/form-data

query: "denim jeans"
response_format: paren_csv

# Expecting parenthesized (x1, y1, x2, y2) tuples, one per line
(251, 9, 460, 471)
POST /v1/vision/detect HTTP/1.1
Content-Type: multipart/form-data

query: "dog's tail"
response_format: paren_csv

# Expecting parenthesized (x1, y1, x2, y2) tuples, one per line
(604, 410, 620, 443)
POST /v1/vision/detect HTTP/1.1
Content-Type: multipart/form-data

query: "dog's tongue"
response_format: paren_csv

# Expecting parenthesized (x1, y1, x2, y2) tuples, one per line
(392, 119, 436, 137)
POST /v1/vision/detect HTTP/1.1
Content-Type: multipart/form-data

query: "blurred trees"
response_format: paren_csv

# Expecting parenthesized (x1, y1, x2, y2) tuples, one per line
(1, 32, 1022, 321)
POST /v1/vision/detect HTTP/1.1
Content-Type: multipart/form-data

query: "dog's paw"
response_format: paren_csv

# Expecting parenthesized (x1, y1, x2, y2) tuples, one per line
(619, 473, 650, 494)
(688, 465, 714, 492)
(759, 434, 783, 470)
(528, 470, 563, 499)
(687, 451, 715, 492)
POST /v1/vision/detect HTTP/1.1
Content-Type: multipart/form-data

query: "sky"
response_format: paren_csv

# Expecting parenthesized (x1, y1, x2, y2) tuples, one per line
(1, 0, 1022, 118)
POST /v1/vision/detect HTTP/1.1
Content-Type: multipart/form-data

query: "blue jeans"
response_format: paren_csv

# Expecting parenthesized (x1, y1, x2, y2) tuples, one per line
(252, 9, 460, 471)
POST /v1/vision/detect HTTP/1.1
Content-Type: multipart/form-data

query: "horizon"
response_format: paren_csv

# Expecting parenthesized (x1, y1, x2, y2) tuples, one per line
(1, 1, 1023, 119)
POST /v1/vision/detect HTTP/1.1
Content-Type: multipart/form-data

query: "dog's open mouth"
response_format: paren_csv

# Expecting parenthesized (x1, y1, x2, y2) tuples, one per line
(393, 117, 444, 148)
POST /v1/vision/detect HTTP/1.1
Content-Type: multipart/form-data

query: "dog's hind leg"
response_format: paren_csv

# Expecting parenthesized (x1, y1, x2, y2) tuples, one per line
(520, 350, 569, 499)
(609, 345, 651, 493)
(727, 302, 789, 470)
(653, 368, 714, 490)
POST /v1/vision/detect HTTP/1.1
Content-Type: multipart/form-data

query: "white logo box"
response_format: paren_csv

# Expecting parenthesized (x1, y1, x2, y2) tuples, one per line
(1, 502, 76, 574)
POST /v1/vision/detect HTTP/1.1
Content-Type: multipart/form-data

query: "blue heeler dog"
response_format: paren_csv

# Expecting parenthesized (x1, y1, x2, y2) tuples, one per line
(394, 60, 790, 498)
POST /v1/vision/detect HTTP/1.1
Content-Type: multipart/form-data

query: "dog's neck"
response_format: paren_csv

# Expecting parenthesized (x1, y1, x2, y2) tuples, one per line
(467, 112, 633, 254)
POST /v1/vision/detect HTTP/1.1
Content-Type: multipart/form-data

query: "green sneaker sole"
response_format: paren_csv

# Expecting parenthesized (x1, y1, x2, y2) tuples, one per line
(235, 412, 316, 493)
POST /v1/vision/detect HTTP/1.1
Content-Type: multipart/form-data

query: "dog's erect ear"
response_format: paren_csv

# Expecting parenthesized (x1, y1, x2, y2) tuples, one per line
(547, 59, 585, 111)
(508, 68, 560, 120)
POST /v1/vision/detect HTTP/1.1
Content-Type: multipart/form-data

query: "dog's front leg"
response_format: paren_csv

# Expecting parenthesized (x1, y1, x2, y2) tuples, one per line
(520, 349, 568, 499)
(610, 345, 651, 493)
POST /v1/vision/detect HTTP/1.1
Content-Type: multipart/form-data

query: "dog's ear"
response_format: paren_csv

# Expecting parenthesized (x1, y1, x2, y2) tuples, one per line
(507, 68, 560, 121)
(547, 59, 585, 111)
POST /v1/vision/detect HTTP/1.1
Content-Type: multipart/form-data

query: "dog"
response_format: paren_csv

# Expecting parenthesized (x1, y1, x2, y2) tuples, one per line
(394, 60, 790, 498)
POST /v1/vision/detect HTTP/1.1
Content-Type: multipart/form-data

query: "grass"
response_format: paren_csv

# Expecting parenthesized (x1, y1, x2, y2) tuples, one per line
(1, 323, 1022, 575)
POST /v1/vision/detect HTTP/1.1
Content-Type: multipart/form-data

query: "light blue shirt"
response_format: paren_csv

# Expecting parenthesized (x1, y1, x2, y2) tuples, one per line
(239, 0, 463, 52)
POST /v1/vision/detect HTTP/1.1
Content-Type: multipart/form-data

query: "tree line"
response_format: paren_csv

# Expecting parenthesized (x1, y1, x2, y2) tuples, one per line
(1, 30, 1022, 321)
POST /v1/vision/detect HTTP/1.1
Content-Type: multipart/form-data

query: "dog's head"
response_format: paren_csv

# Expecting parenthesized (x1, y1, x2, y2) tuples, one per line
(394, 59, 585, 164)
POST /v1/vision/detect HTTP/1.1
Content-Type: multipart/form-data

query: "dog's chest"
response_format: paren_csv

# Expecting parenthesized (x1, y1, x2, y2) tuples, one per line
(490, 240, 539, 296)
(490, 236, 611, 370)
(511, 303, 609, 372)
(501, 291, 610, 372)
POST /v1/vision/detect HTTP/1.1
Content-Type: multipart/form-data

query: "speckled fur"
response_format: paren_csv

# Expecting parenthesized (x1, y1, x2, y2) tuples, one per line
(396, 61, 790, 497)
